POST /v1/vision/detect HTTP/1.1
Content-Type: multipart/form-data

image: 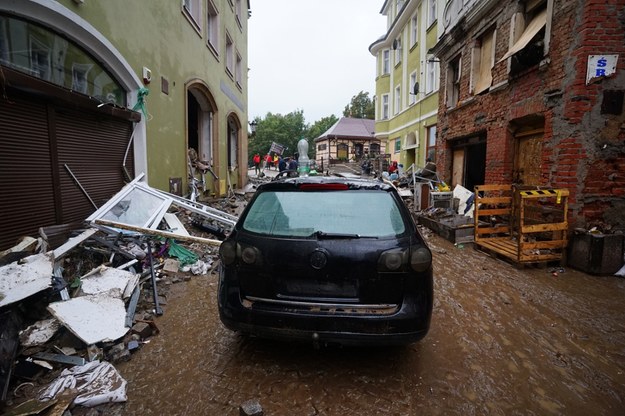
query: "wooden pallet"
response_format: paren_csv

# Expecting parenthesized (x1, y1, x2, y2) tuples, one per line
(474, 185, 569, 266)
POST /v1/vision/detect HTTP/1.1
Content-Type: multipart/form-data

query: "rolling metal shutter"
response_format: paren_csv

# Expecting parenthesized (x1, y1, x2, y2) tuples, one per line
(0, 97, 57, 251)
(55, 107, 134, 223)
(0, 93, 134, 251)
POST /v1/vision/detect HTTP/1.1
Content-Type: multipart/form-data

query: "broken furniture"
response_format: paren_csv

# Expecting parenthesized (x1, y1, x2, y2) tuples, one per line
(474, 185, 569, 266)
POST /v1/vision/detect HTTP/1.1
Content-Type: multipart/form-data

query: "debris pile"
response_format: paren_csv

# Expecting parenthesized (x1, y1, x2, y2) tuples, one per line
(0, 175, 244, 415)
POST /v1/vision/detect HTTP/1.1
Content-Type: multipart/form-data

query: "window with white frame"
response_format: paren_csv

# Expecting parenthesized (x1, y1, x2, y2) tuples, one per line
(207, 0, 219, 54)
(183, 0, 202, 31)
(395, 85, 401, 114)
(447, 55, 461, 108)
(395, 37, 402, 65)
(382, 49, 390, 74)
(225, 32, 234, 76)
(428, 0, 437, 27)
(382, 94, 389, 119)
(411, 14, 418, 46)
(409, 72, 417, 105)
(235, 51, 242, 88)
(472, 28, 495, 94)
(426, 59, 437, 94)
(394, 137, 401, 153)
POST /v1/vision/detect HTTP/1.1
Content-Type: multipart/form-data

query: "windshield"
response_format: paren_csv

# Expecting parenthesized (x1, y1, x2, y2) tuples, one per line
(242, 190, 406, 238)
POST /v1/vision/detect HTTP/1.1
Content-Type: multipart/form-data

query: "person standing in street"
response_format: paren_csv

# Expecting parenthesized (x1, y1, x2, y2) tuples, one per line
(253, 153, 261, 176)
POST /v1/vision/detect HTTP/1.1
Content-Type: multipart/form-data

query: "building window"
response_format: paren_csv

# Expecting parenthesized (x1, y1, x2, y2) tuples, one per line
(426, 125, 437, 162)
(225, 32, 234, 76)
(396, 0, 405, 13)
(382, 94, 389, 119)
(183, 0, 202, 31)
(394, 137, 401, 153)
(409, 72, 418, 105)
(382, 49, 390, 74)
(228, 118, 238, 168)
(447, 55, 461, 108)
(207, 0, 220, 54)
(235, 52, 242, 89)
(395, 85, 401, 114)
(472, 29, 495, 94)
(410, 14, 418, 46)
(235, 0, 243, 29)
(428, 0, 437, 27)
(426, 59, 437, 94)
(318, 144, 327, 151)
(0, 15, 124, 105)
(395, 37, 402, 65)
(500, 0, 548, 74)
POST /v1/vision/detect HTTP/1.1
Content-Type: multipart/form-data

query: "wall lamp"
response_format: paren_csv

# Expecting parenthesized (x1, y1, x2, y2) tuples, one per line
(249, 120, 258, 134)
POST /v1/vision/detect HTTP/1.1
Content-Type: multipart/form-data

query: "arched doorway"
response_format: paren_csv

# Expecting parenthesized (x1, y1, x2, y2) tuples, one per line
(186, 81, 218, 195)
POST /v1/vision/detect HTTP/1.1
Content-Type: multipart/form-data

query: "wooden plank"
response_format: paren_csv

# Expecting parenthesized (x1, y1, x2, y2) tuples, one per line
(475, 184, 512, 192)
(477, 196, 512, 204)
(476, 208, 511, 216)
(520, 240, 568, 250)
(522, 223, 568, 233)
(475, 226, 511, 235)
(94, 219, 222, 246)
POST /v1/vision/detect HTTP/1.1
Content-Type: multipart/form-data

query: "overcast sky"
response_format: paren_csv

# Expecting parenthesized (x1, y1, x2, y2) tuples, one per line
(248, 0, 387, 125)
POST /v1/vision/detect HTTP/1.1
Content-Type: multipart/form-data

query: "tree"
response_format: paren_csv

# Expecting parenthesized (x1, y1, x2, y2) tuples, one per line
(247, 110, 307, 164)
(343, 91, 375, 119)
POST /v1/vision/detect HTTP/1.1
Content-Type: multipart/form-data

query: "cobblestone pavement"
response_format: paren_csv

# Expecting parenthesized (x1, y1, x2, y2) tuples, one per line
(109, 231, 625, 416)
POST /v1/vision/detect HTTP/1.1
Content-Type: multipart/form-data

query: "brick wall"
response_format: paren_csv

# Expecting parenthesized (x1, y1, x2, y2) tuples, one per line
(436, 0, 625, 232)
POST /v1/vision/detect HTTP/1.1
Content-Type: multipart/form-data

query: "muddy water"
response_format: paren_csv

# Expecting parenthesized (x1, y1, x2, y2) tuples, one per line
(116, 232, 625, 415)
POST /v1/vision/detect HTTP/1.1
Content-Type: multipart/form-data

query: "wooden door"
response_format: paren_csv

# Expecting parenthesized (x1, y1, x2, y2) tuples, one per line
(514, 130, 543, 186)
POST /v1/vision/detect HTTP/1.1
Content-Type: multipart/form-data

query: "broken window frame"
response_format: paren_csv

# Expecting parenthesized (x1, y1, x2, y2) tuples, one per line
(499, 0, 551, 70)
(86, 173, 237, 239)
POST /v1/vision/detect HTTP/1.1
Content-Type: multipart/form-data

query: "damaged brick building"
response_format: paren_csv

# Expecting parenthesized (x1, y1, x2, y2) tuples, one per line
(431, 0, 625, 232)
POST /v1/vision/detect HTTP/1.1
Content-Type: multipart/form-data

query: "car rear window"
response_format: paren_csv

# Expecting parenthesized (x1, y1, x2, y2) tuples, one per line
(241, 190, 407, 238)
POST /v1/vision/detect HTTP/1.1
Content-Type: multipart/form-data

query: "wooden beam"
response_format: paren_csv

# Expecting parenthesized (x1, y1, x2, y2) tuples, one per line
(94, 219, 223, 246)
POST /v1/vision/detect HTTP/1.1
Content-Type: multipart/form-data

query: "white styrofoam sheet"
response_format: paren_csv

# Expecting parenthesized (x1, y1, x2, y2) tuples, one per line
(47, 289, 129, 345)
(80, 267, 135, 296)
(0, 253, 53, 308)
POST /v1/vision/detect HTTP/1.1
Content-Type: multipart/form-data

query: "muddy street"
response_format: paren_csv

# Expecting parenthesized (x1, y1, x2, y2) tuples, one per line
(111, 231, 625, 416)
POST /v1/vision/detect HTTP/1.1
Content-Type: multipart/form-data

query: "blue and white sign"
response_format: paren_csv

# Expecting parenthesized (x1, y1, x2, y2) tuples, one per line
(586, 55, 619, 84)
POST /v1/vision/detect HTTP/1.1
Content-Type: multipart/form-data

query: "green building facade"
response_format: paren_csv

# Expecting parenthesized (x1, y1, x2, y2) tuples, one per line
(370, 0, 443, 171)
(0, 0, 249, 250)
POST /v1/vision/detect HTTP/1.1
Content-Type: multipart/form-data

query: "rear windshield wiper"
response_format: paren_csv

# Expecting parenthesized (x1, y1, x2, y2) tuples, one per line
(313, 231, 361, 239)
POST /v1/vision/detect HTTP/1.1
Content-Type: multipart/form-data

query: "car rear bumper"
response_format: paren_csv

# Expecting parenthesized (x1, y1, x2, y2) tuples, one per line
(218, 284, 432, 346)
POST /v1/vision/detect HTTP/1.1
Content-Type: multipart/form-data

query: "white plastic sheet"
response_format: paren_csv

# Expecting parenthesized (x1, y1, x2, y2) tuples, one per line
(40, 360, 127, 407)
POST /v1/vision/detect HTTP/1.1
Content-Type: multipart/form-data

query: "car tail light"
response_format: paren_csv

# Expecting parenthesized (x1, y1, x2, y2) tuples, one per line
(378, 248, 409, 271)
(241, 246, 260, 265)
(410, 247, 432, 272)
(219, 241, 237, 265)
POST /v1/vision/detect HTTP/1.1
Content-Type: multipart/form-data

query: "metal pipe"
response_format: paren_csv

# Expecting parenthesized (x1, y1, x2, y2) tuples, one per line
(64, 164, 98, 209)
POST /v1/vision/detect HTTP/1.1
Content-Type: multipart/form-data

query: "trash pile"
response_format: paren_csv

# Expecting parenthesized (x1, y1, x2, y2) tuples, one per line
(0, 174, 247, 415)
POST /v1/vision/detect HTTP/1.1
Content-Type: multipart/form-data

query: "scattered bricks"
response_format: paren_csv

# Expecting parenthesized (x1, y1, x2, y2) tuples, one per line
(132, 322, 152, 339)
(240, 399, 263, 416)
